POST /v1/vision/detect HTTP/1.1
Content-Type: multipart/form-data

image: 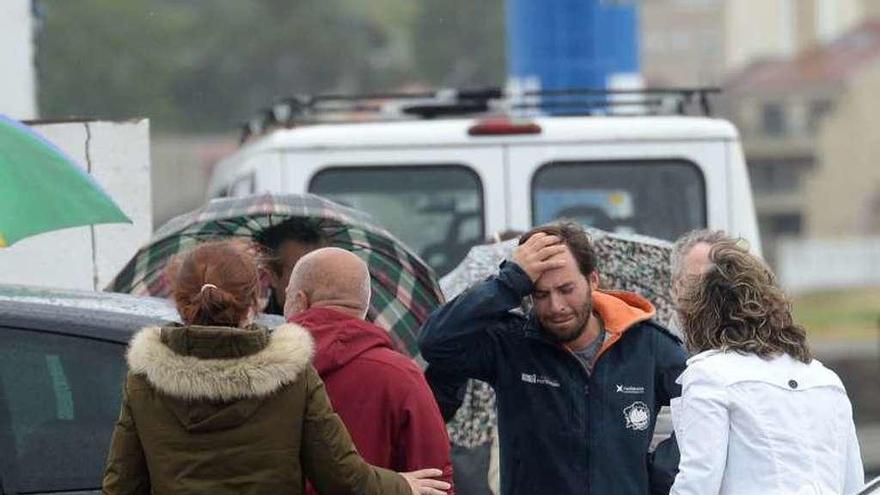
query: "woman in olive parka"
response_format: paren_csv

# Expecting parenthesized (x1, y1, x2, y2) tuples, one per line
(102, 241, 449, 495)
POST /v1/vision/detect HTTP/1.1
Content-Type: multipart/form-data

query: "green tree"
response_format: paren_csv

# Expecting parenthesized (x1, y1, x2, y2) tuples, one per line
(35, 0, 508, 132)
(412, 0, 507, 88)
(168, 0, 415, 131)
(36, 0, 417, 132)
(36, 0, 191, 126)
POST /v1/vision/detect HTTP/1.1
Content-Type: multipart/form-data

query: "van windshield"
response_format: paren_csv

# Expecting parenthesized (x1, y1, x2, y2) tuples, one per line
(310, 165, 484, 276)
(532, 160, 706, 241)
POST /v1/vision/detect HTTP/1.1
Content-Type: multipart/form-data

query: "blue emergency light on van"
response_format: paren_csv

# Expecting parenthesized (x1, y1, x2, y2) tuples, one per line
(506, 0, 641, 114)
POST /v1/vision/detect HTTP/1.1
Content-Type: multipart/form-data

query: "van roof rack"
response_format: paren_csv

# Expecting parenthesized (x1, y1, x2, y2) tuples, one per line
(239, 86, 721, 143)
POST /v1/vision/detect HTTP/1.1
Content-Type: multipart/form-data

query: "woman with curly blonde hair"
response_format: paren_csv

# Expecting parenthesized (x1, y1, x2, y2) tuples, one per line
(669, 240, 864, 495)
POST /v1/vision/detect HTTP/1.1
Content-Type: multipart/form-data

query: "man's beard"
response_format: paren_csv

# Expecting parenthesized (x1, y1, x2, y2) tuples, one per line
(540, 298, 592, 344)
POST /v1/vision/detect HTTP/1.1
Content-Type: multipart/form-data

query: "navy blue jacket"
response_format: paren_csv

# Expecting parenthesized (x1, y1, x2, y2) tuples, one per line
(419, 262, 687, 495)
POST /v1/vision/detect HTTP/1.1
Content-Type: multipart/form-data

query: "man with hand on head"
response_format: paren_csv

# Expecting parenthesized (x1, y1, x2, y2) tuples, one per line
(419, 221, 687, 495)
(284, 247, 454, 495)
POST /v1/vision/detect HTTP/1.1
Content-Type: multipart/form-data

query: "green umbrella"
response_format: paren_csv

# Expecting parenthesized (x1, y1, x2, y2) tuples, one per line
(0, 115, 130, 247)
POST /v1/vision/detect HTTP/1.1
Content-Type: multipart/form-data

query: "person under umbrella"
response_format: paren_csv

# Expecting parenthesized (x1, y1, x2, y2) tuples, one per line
(107, 193, 444, 358)
(102, 240, 450, 495)
(254, 217, 328, 315)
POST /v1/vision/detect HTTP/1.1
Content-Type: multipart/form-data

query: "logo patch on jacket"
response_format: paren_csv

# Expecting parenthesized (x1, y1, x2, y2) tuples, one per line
(623, 401, 651, 431)
(616, 384, 645, 394)
(521, 373, 561, 388)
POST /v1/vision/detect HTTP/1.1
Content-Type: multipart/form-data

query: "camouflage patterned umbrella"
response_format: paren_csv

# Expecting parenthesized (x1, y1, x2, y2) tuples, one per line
(441, 229, 676, 325)
(440, 227, 677, 448)
(106, 193, 444, 356)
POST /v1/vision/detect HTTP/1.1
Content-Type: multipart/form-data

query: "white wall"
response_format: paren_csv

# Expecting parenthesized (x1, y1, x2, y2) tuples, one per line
(724, 0, 792, 72)
(777, 237, 880, 292)
(816, 0, 864, 44)
(0, 0, 37, 119)
(0, 120, 152, 290)
(723, 0, 868, 74)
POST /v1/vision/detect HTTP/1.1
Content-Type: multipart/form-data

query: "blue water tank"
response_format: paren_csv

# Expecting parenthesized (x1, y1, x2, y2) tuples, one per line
(507, 0, 640, 100)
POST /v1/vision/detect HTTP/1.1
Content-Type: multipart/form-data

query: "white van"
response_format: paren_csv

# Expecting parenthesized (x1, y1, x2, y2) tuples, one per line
(208, 91, 759, 276)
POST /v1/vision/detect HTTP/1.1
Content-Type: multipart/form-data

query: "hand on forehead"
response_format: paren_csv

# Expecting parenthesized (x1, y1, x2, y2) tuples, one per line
(535, 248, 578, 285)
(512, 231, 570, 283)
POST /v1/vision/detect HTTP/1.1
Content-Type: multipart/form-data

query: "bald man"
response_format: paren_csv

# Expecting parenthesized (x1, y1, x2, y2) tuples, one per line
(285, 248, 454, 495)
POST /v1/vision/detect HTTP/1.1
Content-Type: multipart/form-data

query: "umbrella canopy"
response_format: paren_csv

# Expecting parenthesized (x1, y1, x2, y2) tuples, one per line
(440, 228, 677, 447)
(0, 115, 130, 247)
(106, 193, 444, 356)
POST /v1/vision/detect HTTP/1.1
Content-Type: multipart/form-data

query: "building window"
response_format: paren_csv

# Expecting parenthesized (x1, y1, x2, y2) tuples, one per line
(865, 189, 880, 235)
(770, 213, 802, 235)
(747, 159, 812, 194)
(806, 99, 833, 133)
(761, 102, 787, 136)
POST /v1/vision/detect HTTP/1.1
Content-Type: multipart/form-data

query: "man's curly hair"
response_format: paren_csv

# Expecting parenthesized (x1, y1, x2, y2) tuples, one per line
(677, 240, 812, 363)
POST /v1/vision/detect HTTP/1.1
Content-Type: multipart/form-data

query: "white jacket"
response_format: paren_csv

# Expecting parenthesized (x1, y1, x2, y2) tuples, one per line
(670, 350, 864, 495)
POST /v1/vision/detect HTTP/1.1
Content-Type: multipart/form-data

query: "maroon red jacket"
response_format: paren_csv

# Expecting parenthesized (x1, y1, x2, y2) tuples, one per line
(291, 308, 454, 494)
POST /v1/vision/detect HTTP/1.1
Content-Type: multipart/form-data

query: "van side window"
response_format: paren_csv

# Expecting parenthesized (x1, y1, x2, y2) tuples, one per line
(230, 173, 256, 197)
(532, 160, 706, 241)
(309, 165, 484, 276)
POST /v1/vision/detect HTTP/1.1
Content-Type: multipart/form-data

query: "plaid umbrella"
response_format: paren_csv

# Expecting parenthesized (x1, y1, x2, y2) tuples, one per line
(440, 228, 677, 447)
(106, 193, 444, 356)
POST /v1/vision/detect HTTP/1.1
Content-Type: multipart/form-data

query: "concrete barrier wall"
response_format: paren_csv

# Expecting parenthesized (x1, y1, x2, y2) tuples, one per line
(0, 119, 152, 290)
(0, 0, 37, 119)
(777, 237, 880, 292)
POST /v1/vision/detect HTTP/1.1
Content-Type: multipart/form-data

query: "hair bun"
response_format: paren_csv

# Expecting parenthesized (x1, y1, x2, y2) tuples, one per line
(172, 241, 261, 327)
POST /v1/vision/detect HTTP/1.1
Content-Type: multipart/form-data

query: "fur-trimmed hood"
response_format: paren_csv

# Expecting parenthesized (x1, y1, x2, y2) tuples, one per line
(127, 323, 314, 402)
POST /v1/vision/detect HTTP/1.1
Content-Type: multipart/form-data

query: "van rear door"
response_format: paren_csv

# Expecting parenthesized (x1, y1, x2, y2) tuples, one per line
(506, 140, 728, 242)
